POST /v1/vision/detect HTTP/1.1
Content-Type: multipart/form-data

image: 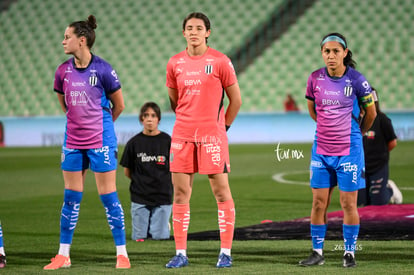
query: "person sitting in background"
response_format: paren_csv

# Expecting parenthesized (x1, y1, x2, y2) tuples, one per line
(357, 88, 402, 206)
(120, 102, 173, 241)
(284, 94, 300, 112)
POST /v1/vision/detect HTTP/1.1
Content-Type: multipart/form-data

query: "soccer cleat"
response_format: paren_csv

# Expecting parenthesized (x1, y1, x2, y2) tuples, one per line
(165, 253, 188, 268)
(299, 250, 325, 266)
(43, 254, 71, 270)
(0, 254, 6, 269)
(343, 253, 356, 268)
(388, 180, 403, 204)
(216, 253, 232, 268)
(116, 255, 131, 269)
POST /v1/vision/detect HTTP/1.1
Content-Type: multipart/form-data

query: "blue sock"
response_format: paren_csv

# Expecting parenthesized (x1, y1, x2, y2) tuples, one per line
(100, 192, 126, 246)
(60, 189, 83, 244)
(311, 224, 327, 251)
(343, 224, 360, 254)
(0, 221, 4, 248)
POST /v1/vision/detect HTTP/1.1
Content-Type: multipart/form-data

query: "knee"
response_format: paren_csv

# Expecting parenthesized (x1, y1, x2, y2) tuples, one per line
(149, 223, 170, 240)
(131, 218, 148, 240)
(151, 231, 170, 240)
(369, 183, 383, 195)
(173, 192, 190, 204)
(341, 203, 357, 214)
(173, 185, 191, 203)
(312, 197, 328, 212)
(211, 183, 232, 202)
(340, 198, 357, 213)
(214, 190, 232, 202)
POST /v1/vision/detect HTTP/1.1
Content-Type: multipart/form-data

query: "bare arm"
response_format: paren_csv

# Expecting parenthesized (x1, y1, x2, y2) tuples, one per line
(307, 99, 317, 122)
(109, 89, 125, 121)
(168, 87, 178, 112)
(224, 83, 242, 127)
(124, 167, 131, 179)
(388, 138, 397, 151)
(360, 103, 376, 135)
(57, 93, 67, 113)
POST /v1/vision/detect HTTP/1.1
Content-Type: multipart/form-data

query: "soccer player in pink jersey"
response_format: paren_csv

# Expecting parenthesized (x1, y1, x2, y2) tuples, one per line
(299, 33, 376, 268)
(165, 12, 242, 268)
(44, 15, 130, 270)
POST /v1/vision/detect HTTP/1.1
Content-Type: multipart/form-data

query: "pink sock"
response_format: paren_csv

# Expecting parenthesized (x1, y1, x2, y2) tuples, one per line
(172, 203, 190, 250)
(217, 199, 235, 249)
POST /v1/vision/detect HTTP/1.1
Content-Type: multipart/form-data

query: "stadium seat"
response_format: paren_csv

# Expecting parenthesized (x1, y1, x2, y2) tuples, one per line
(0, 0, 412, 116)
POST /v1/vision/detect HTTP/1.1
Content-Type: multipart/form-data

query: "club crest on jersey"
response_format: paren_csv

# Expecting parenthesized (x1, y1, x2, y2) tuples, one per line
(205, 64, 213, 75)
(344, 86, 353, 97)
(89, 73, 98, 86)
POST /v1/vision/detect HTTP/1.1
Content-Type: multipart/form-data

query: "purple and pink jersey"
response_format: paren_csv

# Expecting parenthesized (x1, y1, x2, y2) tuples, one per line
(166, 47, 238, 142)
(54, 55, 120, 149)
(306, 66, 372, 156)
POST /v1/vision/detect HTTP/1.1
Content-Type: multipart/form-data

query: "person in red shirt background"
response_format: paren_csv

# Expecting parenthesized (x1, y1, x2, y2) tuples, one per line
(284, 93, 300, 112)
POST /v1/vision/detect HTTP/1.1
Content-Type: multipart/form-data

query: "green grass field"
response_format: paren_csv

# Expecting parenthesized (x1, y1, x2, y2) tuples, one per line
(1, 142, 414, 274)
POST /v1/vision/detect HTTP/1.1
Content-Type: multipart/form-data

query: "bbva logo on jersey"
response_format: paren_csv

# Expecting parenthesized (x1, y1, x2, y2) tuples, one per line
(344, 86, 353, 97)
(205, 64, 213, 75)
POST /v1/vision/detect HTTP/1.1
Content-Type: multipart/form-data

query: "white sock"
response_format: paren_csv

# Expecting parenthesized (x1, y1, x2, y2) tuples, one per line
(313, 248, 323, 256)
(220, 248, 231, 256)
(58, 243, 70, 257)
(116, 245, 128, 257)
(0, 247, 5, 256)
(176, 249, 186, 257)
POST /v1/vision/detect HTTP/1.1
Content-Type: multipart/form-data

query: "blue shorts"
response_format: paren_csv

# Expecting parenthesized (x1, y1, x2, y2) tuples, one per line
(309, 142, 365, 192)
(61, 145, 118, 172)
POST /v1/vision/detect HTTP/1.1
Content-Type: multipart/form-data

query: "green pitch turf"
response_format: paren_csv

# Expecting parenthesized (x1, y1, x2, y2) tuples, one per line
(0, 142, 413, 274)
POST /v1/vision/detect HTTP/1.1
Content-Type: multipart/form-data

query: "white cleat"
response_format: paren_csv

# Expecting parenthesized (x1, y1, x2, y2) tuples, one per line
(388, 179, 403, 204)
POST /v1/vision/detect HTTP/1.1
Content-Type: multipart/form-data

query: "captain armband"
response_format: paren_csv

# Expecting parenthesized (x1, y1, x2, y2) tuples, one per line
(359, 94, 374, 108)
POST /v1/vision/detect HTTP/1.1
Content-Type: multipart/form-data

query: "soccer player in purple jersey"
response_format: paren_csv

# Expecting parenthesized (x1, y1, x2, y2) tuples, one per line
(44, 15, 130, 270)
(299, 33, 376, 268)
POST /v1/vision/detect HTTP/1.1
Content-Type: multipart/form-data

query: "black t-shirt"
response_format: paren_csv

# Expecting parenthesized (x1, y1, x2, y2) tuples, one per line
(120, 131, 172, 206)
(363, 112, 397, 174)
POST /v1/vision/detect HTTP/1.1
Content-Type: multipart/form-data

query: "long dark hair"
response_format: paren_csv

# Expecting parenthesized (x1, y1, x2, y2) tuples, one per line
(321, 32, 356, 68)
(69, 15, 97, 49)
